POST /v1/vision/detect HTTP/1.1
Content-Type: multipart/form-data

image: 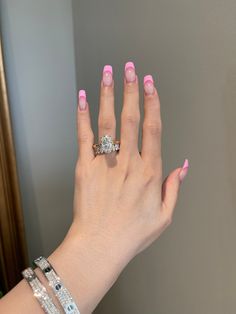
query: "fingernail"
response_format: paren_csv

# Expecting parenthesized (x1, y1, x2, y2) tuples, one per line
(103, 65, 113, 86)
(144, 75, 155, 95)
(78, 90, 87, 111)
(125, 61, 136, 83)
(179, 159, 189, 182)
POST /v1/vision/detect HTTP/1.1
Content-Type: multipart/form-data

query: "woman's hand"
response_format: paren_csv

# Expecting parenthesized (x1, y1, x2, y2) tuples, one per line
(70, 62, 188, 261)
(50, 62, 189, 313)
(0, 62, 189, 314)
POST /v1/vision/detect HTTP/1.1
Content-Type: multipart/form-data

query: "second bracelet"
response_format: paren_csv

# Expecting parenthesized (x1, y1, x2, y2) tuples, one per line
(34, 256, 80, 314)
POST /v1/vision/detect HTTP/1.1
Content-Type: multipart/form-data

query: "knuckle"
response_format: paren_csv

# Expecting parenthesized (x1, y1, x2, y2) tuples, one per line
(144, 121, 162, 136)
(99, 117, 116, 130)
(142, 166, 157, 185)
(78, 131, 93, 144)
(145, 92, 160, 106)
(145, 93, 159, 103)
(100, 89, 114, 99)
(125, 83, 138, 94)
(122, 113, 140, 125)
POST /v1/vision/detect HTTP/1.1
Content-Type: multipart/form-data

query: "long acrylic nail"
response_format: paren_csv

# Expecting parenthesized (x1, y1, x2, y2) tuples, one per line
(144, 75, 155, 95)
(103, 65, 113, 86)
(125, 61, 136, 83)
(179, 159, 189, 182)
(78, 90, 87, 111)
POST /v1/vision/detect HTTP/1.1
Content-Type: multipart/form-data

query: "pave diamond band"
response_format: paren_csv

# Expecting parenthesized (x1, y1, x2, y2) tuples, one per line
(22, 267, 60, 314)
(93, 134, 120, 156)
(34, 256, 80, 314)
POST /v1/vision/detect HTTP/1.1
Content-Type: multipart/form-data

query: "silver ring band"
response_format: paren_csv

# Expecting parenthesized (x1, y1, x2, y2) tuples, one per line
(22, 267, 60, 314)
(34, 256, 80, 314)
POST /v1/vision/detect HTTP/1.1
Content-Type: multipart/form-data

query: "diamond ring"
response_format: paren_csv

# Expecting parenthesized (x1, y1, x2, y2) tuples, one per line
(92, 135, 120, 156)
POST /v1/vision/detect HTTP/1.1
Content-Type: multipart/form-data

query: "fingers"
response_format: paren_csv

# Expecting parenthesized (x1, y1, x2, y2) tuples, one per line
(161, 159, 189, 219)
(141, 75, 162, 171)
(120, 62, 140, 155)
(98, 65, 116, 142)
(77, 90, 94, 162)
(77, 65, 162, 168)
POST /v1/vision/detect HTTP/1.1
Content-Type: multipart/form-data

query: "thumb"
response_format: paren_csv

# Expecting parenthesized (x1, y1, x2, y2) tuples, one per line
(161, 159, 189, 216)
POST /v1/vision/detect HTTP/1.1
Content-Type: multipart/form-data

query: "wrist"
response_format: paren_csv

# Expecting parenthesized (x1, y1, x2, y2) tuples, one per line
(47, 222, 131, 313)
(65, 221, 136, 266)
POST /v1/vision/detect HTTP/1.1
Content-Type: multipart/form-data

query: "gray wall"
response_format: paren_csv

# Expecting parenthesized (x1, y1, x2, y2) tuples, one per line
(0, 0, 77, 260)
(72, 1, 236, 314)
(1, 0, 236, 313)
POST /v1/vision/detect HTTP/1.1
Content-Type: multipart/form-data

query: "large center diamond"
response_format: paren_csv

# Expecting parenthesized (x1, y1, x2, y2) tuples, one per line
(100, 135, 113, 153)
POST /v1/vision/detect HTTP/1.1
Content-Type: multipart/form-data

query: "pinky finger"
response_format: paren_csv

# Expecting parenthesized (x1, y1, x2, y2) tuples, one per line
(77, 90, 94, 162)
(161, 159, 189, 220)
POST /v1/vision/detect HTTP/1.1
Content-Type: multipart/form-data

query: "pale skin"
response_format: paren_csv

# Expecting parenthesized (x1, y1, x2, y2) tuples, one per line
(0, 62, 189, 313)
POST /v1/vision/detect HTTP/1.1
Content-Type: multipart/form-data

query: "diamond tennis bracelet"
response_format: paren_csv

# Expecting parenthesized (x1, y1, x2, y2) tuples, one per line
(34, 256, 80, 314)
(22, 267, 60, 314)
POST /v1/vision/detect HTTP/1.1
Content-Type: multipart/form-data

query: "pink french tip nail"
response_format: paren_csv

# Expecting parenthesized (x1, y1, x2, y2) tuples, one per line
(78, 89, 87, 111)
(179, 158, 189, 182)
(125, 61, 136, 83)
(144, 74, 155, 95)
(104, 65, 113, 74)
(182, 159, 189, 169)
(125, 61, 135, 71)
(103, 65, 113, 86)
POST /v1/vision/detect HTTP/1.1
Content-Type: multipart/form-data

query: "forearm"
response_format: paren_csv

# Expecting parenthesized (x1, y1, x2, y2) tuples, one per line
(0, 223, 131, 314)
